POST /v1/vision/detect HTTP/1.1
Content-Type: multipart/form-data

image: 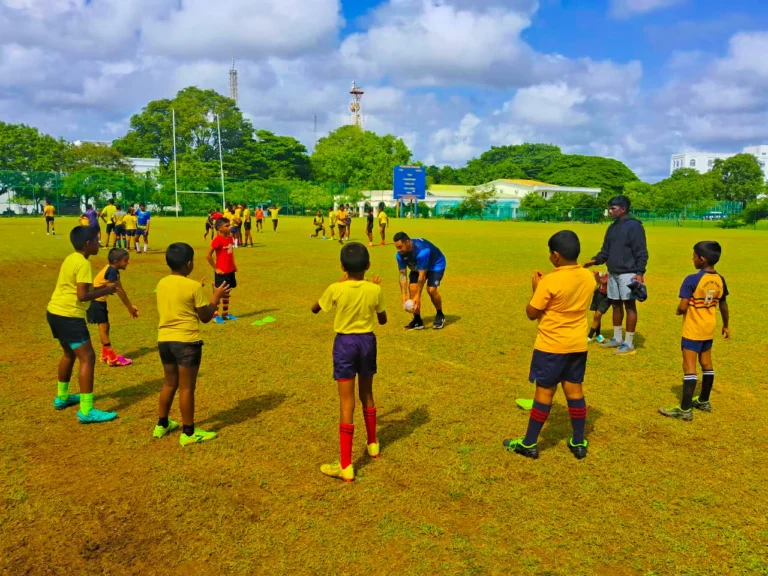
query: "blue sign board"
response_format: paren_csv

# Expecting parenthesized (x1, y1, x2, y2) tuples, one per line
(393, 165, 426, 200)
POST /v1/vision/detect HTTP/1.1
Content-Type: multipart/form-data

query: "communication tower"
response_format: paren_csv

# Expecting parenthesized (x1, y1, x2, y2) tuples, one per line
(350, 81, 364, 128)
(229, 59, 239, 105)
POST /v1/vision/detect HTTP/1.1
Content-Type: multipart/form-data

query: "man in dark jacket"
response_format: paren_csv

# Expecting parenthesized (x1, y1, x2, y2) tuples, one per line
(584, 195, 648, 355)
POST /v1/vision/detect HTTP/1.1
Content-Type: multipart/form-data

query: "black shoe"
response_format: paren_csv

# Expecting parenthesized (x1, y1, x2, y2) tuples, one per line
(502, 437, 539, 459)
(405, 318, 424, 331)
(568, 438, 588, 460)
(432, 314, 446, 330)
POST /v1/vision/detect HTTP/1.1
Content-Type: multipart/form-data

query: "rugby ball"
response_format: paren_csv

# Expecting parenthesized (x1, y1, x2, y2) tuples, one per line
(404, 299, 415, 312)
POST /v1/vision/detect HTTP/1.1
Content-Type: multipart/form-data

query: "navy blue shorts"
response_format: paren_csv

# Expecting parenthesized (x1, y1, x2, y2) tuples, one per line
(681, 338, 713, 353)
(409, 269, 446, 288)
(333, 333, 377, 380)
(215, 272, 237, 290)
(529, 350, 588, 388)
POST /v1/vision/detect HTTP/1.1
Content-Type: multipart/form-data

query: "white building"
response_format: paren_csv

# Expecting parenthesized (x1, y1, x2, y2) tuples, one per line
(72, 140, 160, 175)
(670, 145, 768, 178)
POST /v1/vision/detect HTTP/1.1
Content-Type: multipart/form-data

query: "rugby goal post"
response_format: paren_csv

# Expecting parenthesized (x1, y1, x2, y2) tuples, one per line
(172, 109, 227, 216)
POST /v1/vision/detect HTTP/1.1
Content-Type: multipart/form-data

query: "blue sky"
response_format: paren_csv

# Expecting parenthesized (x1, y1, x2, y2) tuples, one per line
(1, 0, 767, 182)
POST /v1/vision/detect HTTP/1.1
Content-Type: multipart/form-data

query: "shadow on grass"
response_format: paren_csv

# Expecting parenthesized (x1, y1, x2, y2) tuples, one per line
(353, 405, 430, 471)
(538, 404, 604, 453)
(237, 308, 280, 320)
(102, 378, 164, 412)
(197, 392, 288, 432)
(120, 346, 156, 361)
(422, 315, 462, 327)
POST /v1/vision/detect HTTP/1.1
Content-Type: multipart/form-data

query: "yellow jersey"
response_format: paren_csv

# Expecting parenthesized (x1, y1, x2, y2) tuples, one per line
(329, 210, 337, 225)
(113, 210, 127, 225)
(43, 205, 55, 217)
(378, 211, 388, 225)
(47, 253, 93, 319)
(123, 214, 137, 230)
(101, 204, 117, 223)
(269, 208, 280, 219)
(233, 208, 242, 224)
(680, 270, 729, 341)
(313, 215, 324, 226)
(156, 275, 209, 343)
(337, 209, 347, 224)
(243, 208, 251, 222)
(93, 265, 120, 302)
(529, 265, 594, 354)
(318, 280, 385, 334)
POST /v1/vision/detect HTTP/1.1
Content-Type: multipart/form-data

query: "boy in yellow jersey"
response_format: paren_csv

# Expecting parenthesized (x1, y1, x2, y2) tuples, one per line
(47, 226, 119, 423)
(78, 214, 89, 226)
(328, 207, 337, 239)
(242, 203, 254, 247)
(336, 205, 347, 245)
(232, 204, 243, 248)
(269, 205, 281, 231)
(154, 243, 230, 445)
(112, 204, 127, 249)
(659, 241, 730, 421)
(88, 248, 138, 366)
(503, 231, 595, 460)
(44, 200, 56, 235)
(377, 206, 388, 246)
(100, 199, 118, 247)
(311, 243, 387, 481)
(310, 210, 326, 240)
(123, 207, 138, 252)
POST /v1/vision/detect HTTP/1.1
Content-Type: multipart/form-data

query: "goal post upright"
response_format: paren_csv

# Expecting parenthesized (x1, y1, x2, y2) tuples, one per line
(172, 108, 179, 217)
(216, 113, 226, 212)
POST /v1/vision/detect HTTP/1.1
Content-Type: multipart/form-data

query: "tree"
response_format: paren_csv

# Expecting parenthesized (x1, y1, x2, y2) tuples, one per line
(713, 153, 763, 206)
(229, 130, 311, 180)
(622, 181, 654, 211)
(113, 87, 253, 172)
(60, 167, 139, 208)
(650, 168, 717, 211)
(311, 126, 411, 190)
(538, 155, 639, 198)
(65, 142, 133, 173)
(0, 121, 69, 172)
(466, 144, 561, 183)
(456, 187, 497, 218)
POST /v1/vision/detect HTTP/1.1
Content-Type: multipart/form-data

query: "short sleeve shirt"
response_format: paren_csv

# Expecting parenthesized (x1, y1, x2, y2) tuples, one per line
(156, 275, 209, 342)
(93, 265, 120, 302)
(378, 212, 389, 225)
(318, 281, 385, 334)
(269, 208, 280, 219)
(136, 209, 151, 227)
(529, 265, 595, 354)
(123, 214, 137, 230)
(395, 238, 447, 272)
(47, 253, 94, 318)
(44, 205, 55, 217)
(101, 205, 117, 222)
(329, 211, 337, 225)
(211, 235, 236, 274)
(679, 270, 728, 341)
(113, 210, 126, 225)
(85, 209, 99, 227)
(314, 215, 324, 226)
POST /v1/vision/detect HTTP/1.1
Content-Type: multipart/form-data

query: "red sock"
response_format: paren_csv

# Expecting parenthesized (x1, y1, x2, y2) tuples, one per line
(362, 407, 377, 444)
(339, 423, 354, 469)
(102, 345, 116, 361)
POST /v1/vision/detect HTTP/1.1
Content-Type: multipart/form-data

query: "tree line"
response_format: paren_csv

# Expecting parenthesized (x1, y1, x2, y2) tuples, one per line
(1, 86, 765, 219)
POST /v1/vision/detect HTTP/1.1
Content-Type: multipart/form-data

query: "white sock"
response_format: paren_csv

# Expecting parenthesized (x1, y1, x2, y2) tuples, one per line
(144, 245, 147, 253)
(625, 332, 634, 347)
(234, 239, 238, 247)
(613, 326, 623, 343)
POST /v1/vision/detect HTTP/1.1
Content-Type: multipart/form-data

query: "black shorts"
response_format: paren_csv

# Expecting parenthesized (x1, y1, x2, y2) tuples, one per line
(46, 216, 54, 223)
(126, 229, 136, 237)
(137, 227, 148, 237)
(244, 222, 252, 230)
(158, 341, 203, 368)
(231, 225, 240, 235)
(114, 225, 125, 236)
(333, 333, 377, 380)
(206, 222, 212, 231)
(590, 291, 611, 314)
(409, 269, 446, 288)
(87, 301, 109, 325)
(367, 224, 374, 234)
(529, 350, 588, 387)
(47, 312, 91, 347)
(215, 272, 237, 289)
(257, 218, 263, 224)
(106, 223, 115, 234)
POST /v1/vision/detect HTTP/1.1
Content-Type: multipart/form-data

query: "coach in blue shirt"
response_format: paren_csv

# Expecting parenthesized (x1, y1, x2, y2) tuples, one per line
(394, 232, 447, 330)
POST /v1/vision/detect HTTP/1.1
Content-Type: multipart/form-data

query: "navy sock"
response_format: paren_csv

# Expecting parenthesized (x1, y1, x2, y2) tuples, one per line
(523, 401, 551, 446)
(682, 375, 697, 410)
(158, 417, 169, 428)
(413, 313, 423, 323)
(567, 398, 588, 445)
(699, 371, 714, 402)
(182, 424, 195, 437)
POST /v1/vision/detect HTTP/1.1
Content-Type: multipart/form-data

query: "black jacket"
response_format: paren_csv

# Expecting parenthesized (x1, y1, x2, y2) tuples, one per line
(593, 217, 648, 275)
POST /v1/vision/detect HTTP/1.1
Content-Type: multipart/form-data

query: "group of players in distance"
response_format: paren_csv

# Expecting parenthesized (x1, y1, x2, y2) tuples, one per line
(42, 194, 729, 481)
(309, 204, 390, 248)
(204, 203, 280, 248)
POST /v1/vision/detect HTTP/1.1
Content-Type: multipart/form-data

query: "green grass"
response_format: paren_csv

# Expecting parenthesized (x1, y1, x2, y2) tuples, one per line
(1, 216, 768, 575)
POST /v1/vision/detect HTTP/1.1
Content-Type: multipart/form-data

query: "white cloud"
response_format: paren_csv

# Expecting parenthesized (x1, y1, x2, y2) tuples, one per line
(506, 83, 589, 127)
(610, 0, 686, 18)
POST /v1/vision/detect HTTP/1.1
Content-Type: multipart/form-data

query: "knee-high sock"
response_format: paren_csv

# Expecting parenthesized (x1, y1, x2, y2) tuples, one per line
(362, 407, 377, 444)
(699, 371, 714, 402)
(523, 401, 551, 445)
(339, 423, 354, 468)
(567, 398, 587, 444)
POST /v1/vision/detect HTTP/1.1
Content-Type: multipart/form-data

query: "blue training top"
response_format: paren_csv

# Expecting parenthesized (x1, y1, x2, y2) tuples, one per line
(395, 238, 446, 272)
(136, 209, 151, 226)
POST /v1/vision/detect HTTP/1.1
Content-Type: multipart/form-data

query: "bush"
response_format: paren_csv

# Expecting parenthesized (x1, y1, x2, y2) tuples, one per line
(716, 216, 747, 229)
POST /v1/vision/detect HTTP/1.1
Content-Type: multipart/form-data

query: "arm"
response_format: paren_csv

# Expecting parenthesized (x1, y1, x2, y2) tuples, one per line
(77, 283, 116, 302)
(115, 280, 138, 318)
(719, 301, 730, 339)
(100, 209, 107, 223)
(412, 270, 428, 312)
(585, 229, 611, 267)
(630, 223, 649, 280)
(311, 302, 322, 314)
(146, 216, 151, 233)
(377, 311, 388, 325)
(206, 244, 220, 273)
(676, 298, 689, 316)
(196, 282, 229, 323)
(526, 304, 543, 321)
(398, 268, 409, 303)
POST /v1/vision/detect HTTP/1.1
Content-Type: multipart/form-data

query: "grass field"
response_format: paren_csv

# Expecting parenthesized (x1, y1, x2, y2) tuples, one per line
(1, 216, 767, 575)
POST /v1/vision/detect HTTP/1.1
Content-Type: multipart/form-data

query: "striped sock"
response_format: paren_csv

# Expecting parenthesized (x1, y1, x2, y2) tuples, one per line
(567, 398, 588, 444)
(222, 296, 230, 318)
(339, 423, 354, 469)
(57, 381, 70, 401)
(523, 401, 551, 446)
(682, 374, 697, 410)
(699, 371, 715, 402)
(362, 407, 377, 444)
(80, 393, 94, 415)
